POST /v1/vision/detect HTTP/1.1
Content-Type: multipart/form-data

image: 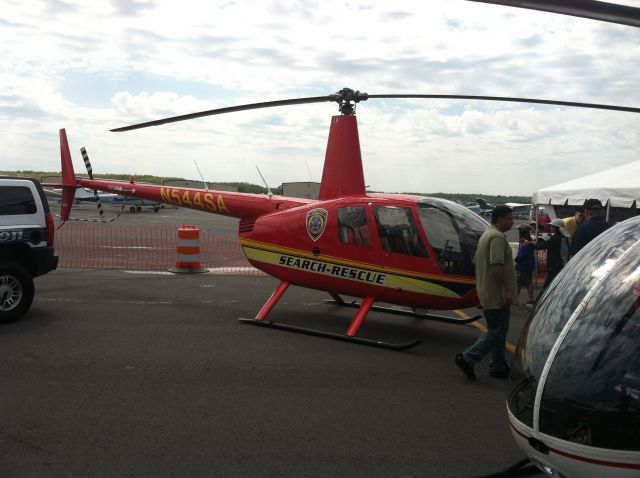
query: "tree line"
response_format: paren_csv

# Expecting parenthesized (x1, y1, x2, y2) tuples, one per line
(1, 170, 531, 203)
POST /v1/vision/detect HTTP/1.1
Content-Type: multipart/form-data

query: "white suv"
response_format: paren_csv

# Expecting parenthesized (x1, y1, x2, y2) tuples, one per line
(0, 177, 58, 323)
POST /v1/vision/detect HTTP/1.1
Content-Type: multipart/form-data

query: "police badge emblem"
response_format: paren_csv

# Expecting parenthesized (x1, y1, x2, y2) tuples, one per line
(306, 208, 328, 241)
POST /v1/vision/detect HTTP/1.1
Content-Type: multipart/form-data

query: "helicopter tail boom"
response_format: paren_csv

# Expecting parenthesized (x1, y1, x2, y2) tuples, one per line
(54, 130, 312, 220)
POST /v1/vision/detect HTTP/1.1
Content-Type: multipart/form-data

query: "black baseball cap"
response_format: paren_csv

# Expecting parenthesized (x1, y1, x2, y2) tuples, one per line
(584, 198, 603, 211)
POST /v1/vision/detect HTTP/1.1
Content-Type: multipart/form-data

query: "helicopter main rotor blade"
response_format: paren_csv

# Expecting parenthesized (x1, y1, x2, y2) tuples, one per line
(366, 94, 640, 114)
(111, 88, 640, 132)
(110, 95, 335, 132)
(468, 0, 640, 28)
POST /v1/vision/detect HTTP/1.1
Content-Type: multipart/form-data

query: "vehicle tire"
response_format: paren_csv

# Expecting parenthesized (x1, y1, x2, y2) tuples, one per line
(153, 206, 159, 212)
(130, 206, 136, 212)
(0, 262, 35, 324)
(136, 206, 142, 212)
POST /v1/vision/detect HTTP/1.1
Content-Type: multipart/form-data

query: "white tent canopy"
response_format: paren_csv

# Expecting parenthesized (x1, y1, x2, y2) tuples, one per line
(533, 161, 640, 208)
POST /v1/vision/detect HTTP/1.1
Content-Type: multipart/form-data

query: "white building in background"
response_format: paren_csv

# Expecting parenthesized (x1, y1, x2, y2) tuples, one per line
(282, 182, 320, 199)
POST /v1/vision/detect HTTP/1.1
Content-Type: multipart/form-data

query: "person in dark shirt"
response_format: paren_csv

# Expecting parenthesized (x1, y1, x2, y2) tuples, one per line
(533, 218, 570, 296)
(514, 224, 535, 310)
(570, 199, 611, 256)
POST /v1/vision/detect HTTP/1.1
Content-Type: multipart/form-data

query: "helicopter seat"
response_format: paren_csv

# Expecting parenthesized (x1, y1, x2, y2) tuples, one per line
(391, 235, 410, 255)
(338, 225, 357, 245)
(386, 227, 411, 254)
(353, 225, 372, 247)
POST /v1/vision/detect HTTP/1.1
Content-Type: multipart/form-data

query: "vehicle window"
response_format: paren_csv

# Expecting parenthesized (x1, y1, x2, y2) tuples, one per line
(337, 206, 374, 248)
(373, 206, 428, 257)
(0, 186, 37, 215)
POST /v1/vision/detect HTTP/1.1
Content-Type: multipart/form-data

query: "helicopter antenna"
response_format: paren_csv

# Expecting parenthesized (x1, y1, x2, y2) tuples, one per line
(193, 159, 209, 191)
(305, 160, 314, 182)
(255, 165, 273, 196)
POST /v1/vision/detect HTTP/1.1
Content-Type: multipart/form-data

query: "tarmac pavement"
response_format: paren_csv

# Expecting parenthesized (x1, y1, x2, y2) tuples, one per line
(1, 269, 542, 478)
(0, 203, 544, 477)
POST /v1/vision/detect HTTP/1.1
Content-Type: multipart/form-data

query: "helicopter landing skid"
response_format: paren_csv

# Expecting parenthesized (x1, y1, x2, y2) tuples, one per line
(238, 318, 422, 351)
(324, 299, 482, 324)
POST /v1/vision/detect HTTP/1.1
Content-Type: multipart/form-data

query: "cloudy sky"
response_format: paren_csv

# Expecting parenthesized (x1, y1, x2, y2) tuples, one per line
(1, 0, 639, 196)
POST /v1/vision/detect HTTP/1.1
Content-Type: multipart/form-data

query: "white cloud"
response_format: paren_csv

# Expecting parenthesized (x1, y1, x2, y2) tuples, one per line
(0, 0, 639, 195)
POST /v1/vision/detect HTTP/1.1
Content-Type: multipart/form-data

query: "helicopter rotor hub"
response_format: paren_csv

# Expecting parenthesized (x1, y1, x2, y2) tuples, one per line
(330, 87, 369, 115)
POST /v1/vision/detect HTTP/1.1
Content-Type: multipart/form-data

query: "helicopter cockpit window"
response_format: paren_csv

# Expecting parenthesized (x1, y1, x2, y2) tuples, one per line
(337, 206, 373, 248)
(417, 198, 487, 276)
(373, 206, 428, 257)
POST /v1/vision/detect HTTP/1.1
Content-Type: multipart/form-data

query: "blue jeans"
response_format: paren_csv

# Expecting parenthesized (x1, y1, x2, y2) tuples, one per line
(463, 307, 510, 373)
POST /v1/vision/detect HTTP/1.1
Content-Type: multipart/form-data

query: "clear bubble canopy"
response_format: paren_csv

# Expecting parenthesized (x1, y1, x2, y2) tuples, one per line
(509, 215, 640, 451)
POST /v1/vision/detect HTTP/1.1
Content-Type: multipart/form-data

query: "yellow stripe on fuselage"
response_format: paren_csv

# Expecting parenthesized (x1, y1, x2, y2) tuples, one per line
(240, 238, 475, 285)
(241, 240, 466, 299)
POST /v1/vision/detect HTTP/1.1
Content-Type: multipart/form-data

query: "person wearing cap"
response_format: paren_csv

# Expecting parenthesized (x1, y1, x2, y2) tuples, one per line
(562, 208, 585, 240)
(533, 218, 570, 297)
(570, 199, 611, 256)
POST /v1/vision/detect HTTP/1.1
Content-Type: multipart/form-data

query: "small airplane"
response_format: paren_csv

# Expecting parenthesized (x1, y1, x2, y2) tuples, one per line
(466, 198, 494, 216)
(70, 187, 162, 213)
(466, 199, 529, 220)
(45, 183, 162, 213)
(504, 202, 531, 219)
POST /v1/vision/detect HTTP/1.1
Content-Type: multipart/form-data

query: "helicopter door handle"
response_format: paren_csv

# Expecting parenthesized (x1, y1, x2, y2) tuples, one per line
(312, 247, 321, 256)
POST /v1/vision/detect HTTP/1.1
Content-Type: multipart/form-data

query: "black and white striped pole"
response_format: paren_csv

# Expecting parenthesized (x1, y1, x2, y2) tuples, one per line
(80, 147, 105, 222)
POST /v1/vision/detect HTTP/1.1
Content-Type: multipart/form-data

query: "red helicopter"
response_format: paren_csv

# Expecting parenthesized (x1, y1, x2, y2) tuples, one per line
(53, 88, 639, 350)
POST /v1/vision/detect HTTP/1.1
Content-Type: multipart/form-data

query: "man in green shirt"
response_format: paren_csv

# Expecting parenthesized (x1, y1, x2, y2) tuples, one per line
(455, 205, 516, 380)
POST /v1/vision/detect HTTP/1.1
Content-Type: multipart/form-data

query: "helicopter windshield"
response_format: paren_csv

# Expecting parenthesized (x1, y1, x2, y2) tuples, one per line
(508, 216, 640, 450)
(416, 197, 488, 276)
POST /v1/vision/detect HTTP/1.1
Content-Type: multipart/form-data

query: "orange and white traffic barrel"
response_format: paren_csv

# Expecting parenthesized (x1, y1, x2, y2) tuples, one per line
(168, 225, 207, 273)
